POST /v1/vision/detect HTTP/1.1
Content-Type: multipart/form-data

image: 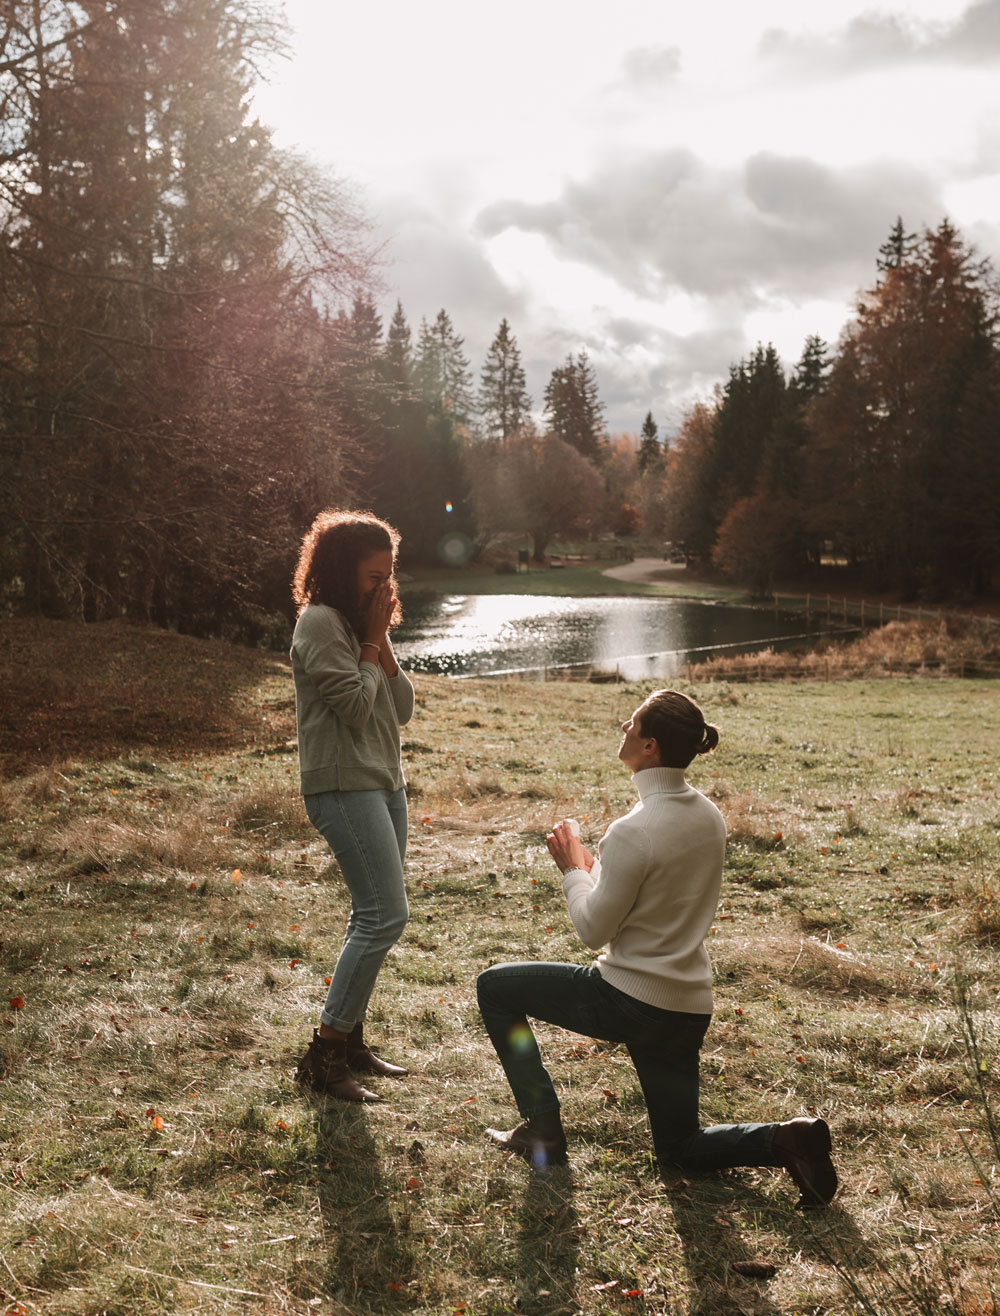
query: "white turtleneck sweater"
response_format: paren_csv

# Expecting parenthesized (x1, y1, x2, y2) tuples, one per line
(561, 766, 727, 1015)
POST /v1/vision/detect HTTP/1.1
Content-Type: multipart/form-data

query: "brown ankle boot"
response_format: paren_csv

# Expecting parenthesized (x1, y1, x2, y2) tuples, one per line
(773, 1117, 837, 1207)
(486, 1109, 568, 1169)
(347, 1022, 408, 1078)
(295, 1030, 381, 1103)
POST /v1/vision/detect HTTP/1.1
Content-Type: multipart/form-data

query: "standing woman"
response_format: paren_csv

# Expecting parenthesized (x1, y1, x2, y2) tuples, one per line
(290, 509, 414, 1103)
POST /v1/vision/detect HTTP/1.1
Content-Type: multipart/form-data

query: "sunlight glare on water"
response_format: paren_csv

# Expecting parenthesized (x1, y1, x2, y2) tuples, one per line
(395, 594, 842, 678)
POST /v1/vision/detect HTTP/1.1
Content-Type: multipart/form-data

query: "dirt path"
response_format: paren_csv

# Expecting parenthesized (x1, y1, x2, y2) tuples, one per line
(601, 556, 693, 585)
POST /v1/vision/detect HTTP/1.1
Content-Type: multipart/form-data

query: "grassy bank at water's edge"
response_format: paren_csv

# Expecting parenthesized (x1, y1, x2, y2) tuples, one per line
(2, 618, 1000, 1315)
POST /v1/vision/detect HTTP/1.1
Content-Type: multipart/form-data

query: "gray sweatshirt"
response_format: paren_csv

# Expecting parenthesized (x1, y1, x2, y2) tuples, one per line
(290, 604, 414, 795)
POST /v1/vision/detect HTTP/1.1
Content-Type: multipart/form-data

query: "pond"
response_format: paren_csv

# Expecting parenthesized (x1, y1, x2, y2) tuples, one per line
(393, 594, 851, 679)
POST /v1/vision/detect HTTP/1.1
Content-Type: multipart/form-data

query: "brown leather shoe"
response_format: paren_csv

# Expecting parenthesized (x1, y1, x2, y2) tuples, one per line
(773, 1117, 837, 1207)
(295, 1030, 381, 1103)
(486, 1111, 568, 1169)
(347, 1022, 408, 1078)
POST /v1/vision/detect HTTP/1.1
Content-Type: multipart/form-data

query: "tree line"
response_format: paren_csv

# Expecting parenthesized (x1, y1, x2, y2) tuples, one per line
(2, 4, 997, 648)
(1, 0, 375, 640)
(653, 218, 1000, 601)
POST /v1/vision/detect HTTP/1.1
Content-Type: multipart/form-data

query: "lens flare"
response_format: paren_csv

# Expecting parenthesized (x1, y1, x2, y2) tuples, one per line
(436, 531, 474, 565)
(445, 500, 453, 513)
(507, 1023, 535, 1055)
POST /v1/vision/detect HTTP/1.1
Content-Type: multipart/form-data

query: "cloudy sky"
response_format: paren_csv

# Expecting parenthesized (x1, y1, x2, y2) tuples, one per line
(252, 0, 1000, 435)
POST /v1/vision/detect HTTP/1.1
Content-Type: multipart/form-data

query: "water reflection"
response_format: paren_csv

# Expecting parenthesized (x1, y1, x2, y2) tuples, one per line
(394, 594, 845, 679)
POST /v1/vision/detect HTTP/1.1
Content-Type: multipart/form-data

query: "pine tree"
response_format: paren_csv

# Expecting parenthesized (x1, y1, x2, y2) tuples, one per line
(876, 216, 918, 272)
(478, 317, 532, 442)
(803, 220, 999, 593)
(414, 310, 475, 431)
(790, 336, 829, 397)
(384, 300, 413, 394)
(0, 0, 374, 630)
(710, 343, 787, 510)
(543, 351, 606, 461)
(637, 411, 662, 473)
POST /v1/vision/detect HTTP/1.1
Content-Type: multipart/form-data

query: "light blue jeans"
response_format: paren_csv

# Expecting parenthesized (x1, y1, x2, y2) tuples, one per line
(477, 962, 782, 1170)
(304, 788, 409, 1033)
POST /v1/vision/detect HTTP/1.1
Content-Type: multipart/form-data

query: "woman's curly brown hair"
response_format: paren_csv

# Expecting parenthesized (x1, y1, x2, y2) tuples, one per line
(292, 509, 402, 637)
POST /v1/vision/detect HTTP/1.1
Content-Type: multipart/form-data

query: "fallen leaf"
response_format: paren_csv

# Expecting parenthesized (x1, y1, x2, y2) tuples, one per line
(733, 1260, 777, 1279)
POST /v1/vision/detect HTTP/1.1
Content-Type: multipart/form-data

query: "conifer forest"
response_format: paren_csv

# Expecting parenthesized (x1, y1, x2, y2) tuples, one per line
(2, 3, 998, 642)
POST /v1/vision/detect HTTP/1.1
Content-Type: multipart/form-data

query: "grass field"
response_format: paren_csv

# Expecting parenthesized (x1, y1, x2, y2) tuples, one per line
(2, 619, 999, 1316)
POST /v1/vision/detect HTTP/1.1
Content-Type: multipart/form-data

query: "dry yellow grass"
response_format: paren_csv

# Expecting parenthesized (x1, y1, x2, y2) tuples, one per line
(2, 621, 1000, 1315)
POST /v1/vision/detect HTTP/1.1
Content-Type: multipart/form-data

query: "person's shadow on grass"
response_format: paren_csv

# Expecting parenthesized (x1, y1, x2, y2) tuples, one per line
(660, 1170, 869, 1316)
(510, 1164, 580, 1316)
(314, 1102, 417, 1313)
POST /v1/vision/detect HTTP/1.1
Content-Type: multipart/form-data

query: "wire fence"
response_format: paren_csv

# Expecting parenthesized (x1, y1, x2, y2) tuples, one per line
(771, 592, 1000, 633)
(450, 594, 1000, 684)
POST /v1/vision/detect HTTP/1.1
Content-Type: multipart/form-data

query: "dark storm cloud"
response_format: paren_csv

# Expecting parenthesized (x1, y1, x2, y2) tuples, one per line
(476, 150, 942, 307)
(759, 0, 1000, 73)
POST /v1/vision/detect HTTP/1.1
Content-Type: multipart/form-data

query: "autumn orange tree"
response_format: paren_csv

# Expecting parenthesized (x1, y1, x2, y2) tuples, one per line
(466, 430, 607, 562)
(654, 400, 717, 560)
(711, 492, 800, 598)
